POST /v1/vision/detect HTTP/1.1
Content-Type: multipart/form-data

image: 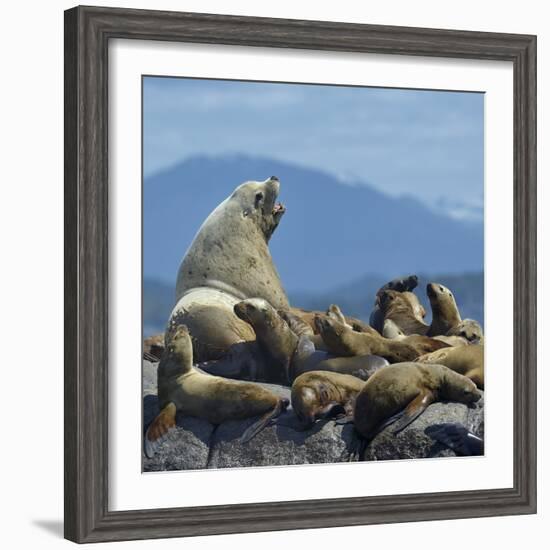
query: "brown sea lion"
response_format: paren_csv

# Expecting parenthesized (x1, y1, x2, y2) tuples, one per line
(353, 362, 482, 439)
(426, 283, 462, 336)
(446, 319, 484, 344)
(143, 333, 165, 362)
(229, 300, 388, 384)
(233, 298, 298, 385)
(168, 177, 289, 363)
(144, 325, 289, 457)
(291, 371, 365, 429)
(382, 319, 451, 353)
(369, 274, 420, 332)
(316, 316, 420, 363)
(378, 289, 430, 336)
(415, 344, 484, 389)
(290, 306, 379, 337)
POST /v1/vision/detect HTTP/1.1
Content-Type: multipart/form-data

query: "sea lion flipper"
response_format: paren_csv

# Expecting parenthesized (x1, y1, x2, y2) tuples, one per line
(391, 390, 435, 435)
(425, 423, 484, 456)
(334, 414, 354, 425)
(240, 398, 289, 444)
(144, 402, 177, 458)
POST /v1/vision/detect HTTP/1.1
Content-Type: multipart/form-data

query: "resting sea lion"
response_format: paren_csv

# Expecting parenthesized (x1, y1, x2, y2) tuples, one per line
(144, 325, 289, 457)
(229, 299, 388, 383)
(291, 371, 365, 429)
(353, 362, 482, 439)
(415, 344, 484, 389)
(369, 274, 419, 332)
(168, 177, 288, 362)
(316, 317, 419, 363)
(446, 319, 484, 344)
(381, 319, 451, 354)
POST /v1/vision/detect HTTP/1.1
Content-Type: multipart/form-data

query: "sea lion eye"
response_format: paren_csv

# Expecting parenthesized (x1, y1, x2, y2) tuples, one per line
(255, 192, 264, 206)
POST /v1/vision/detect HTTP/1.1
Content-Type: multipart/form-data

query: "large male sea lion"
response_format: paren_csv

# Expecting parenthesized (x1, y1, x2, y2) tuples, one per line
(291, 371, 365, 429)
(144, 325, 289, 457)
(353, 362, 482, 439)
(168, 177, 289, 362)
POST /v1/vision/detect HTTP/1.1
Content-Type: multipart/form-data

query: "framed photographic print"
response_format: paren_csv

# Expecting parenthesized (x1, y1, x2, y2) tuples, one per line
(64, 5, 536, 543)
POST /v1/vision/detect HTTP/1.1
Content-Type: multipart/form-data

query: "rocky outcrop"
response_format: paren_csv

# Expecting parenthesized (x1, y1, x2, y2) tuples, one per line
(142, 360, 484, 471)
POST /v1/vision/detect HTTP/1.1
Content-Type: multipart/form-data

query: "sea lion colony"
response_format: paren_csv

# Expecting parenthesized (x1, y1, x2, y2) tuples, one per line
(145, 178, 484, 460)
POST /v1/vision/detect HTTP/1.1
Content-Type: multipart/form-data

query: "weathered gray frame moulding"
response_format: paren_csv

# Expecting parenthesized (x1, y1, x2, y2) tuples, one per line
(64, 5, 537, 543)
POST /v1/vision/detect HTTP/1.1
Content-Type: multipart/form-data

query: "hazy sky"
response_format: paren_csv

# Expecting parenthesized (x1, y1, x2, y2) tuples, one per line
(144, 77, 484, 219)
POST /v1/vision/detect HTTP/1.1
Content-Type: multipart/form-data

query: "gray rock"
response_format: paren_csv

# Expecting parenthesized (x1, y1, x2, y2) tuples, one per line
(207, 409, 360, 469)
(363, 392, 484, 461)
(142, 360, 484, 471)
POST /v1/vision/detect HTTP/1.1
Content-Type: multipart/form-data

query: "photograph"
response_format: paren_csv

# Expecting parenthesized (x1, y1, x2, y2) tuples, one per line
(141, 76, 485, 471)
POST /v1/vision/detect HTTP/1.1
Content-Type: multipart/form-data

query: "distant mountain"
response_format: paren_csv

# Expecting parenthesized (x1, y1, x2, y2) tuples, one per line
(143, 272, 483, 337)
(144, 154, 483, 293)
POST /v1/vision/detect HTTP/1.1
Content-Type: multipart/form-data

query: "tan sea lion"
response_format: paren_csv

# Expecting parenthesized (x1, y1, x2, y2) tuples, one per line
(291, 371, 365, 429)
(378, 289, 430, 336)
(228, 299, 388, 384)
(316, 316, 420, 363)
(353, 362, 482, 439)
(369, 274, 420, 332)
(144, 325, 289, 457)
(446, 319, 484, 344)
(168, 177, 289, 362)
(233, 298, 298, 385)
(415, 344, 484, 389)
(426, 283, 462, 336)
(381, 319, 451, 353)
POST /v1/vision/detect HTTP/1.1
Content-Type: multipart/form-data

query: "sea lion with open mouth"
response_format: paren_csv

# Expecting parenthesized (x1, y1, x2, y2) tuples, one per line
(168, 177, 289, 363)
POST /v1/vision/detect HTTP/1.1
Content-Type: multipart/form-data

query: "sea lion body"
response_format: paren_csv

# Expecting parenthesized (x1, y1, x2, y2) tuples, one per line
(168, 177, 288, 362)
(382, 319, 451, 354)
(378, 289, 430, 336)
(291, 371, 365, 429)
(145, 325, 289, 456)
(415, 344, 484, 389)
(353, 362, 482, 439)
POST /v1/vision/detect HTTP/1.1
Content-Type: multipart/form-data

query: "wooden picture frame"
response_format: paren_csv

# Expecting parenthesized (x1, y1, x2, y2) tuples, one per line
(64, 5, 537, 543)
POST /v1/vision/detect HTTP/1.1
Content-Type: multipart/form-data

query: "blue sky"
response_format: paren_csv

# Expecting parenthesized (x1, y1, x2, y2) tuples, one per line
(144, 77, 484, 221)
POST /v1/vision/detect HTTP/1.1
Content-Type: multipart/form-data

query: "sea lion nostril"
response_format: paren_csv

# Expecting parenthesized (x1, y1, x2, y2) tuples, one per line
(269, 175, 279, 181)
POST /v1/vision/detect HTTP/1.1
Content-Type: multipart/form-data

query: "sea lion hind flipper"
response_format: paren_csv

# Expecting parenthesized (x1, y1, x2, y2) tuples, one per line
(425, 423, 484, 456)
(391, 390, 435, 435)
(144, 402, 177, 458)
(240, 397, 290, 444)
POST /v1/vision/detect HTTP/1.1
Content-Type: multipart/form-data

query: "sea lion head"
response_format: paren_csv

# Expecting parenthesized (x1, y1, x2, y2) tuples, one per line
(447, 319, 484, 344)
(234, 298, 275, 328)
(426, 283, 458, 310)
(165, 324, 193, 363)
(230, 176, 285, 241)
(443, 369, 482, 405)
(291, 380, 345, 429)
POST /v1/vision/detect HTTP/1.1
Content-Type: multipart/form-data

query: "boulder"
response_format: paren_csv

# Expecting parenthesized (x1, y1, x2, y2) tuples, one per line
(142, 360, 484, 471)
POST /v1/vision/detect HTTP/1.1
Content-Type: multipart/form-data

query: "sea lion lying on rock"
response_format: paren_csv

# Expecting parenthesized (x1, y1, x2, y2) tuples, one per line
(415, 344, 484, 389)
(353, 362, 482, 439)
(168, 177, 289, 363)
(144, 325, 289, 457)
(317, 316, 427, 363)
(291, 371, 365, 430)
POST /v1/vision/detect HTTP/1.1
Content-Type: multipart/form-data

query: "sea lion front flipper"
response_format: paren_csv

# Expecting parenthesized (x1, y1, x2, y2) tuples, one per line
(240, 398, 290, 444)
(391, 390, 435, 435)
(144, 402, 177, 458)
(335, 414, 354, 425)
